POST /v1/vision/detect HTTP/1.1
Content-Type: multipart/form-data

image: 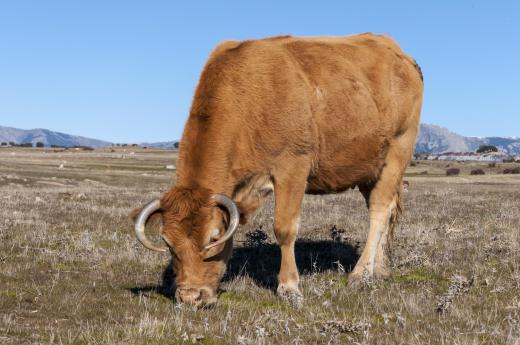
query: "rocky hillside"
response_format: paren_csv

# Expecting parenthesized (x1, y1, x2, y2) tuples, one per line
(416, 124, 520, 154)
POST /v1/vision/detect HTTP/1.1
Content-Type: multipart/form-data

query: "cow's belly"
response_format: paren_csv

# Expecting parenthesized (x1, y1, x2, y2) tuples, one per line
(304, 74, 395, 194)
(305, 133, 390, 194)
(306, 155, 384, 194)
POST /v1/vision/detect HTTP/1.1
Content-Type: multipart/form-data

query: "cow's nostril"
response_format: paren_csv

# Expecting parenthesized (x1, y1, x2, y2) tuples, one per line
(177, 288, 202, 304)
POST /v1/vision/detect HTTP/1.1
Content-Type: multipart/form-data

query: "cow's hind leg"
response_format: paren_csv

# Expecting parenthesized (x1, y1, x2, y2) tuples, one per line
(272, 160, 310, 306)
(350, 128, 416, 285)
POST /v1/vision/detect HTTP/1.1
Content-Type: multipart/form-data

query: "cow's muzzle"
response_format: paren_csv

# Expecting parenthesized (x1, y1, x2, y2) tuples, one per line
(175, 287, 217, 307)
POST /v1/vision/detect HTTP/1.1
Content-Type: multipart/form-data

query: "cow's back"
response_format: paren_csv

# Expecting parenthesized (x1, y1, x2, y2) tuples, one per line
(274, 34, 423, 192)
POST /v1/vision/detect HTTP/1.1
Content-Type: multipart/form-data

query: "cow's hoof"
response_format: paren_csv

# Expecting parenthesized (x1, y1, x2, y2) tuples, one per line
(277, 284, 303, 308)
(348, 269, 374, 288)
(349, 267, 390, 287)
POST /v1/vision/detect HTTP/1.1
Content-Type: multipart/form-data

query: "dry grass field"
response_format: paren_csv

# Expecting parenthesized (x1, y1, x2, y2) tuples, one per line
(1, 147, 519, 345)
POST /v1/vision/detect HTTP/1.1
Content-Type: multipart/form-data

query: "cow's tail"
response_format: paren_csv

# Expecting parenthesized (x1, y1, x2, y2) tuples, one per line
(388, 188, 402, 247)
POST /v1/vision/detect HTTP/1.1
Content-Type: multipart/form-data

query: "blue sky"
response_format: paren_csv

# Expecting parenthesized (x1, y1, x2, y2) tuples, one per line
(0, 1, 518, 142)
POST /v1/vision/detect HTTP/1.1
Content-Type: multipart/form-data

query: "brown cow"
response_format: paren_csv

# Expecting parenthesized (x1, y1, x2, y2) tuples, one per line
(134, 33, 423, 307)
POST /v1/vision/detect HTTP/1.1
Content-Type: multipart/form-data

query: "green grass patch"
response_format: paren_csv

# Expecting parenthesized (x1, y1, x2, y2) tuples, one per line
(393, 268, 446, 284)
(0, 289, 18, 298)
(219, 291, 244, 304)
(96, 239, 114, 249)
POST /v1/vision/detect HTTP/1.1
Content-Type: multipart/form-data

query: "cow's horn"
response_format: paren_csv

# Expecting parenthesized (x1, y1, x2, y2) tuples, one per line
(204, 194, 240, 250)
(134, 199, 167, 252)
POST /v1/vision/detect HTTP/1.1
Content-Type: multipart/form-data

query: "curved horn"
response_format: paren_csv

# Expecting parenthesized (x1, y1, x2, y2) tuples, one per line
(134, 199, 167, 252)
(204, 194, 240, 250)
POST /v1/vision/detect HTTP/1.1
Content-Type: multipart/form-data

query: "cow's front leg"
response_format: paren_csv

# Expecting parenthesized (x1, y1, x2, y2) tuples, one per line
(272, 163, 309, 307)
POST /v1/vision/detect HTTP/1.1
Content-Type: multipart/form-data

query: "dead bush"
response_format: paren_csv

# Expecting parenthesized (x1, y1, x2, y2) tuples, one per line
(503, 167, 520, 174)
(470, 169, 485, 175)
(446, 168, 460, 176)
(245, 227, 269, 247)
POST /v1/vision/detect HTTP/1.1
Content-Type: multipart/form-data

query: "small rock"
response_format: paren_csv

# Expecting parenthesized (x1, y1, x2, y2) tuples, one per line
(75, 193, 86, 200)
(190, 334, 204, 343)
(165, 165, 176, 170)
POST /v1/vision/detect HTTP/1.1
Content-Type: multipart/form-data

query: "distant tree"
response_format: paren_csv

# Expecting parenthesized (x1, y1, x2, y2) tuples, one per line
(36, 142, 44, 148)
(0, 142, 6, 146)
(9, 141, 15, 146)
(476, 145, 498, 153)
(19, 142, 33, 147)
(174, 142, 180, 149)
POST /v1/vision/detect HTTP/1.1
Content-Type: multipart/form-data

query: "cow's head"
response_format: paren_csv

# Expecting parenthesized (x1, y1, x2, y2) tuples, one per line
(134, 187, 239, 307)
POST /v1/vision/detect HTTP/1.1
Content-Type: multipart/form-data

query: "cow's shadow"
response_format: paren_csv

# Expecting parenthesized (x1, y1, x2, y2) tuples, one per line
(128, 239, 359, 300)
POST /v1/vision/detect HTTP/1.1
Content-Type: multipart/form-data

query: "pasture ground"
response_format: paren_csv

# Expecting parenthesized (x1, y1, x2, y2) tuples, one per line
(1, 147, 519, 344)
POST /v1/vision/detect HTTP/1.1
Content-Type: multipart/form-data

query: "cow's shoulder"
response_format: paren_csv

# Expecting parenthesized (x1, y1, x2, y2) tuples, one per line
(208, 40, 243, 60)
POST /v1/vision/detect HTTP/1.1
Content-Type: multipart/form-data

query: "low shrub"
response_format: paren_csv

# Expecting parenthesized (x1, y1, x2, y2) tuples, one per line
(503, 167, 520, 174)
(470, 169, 485, 175)
(245, 228, 269, 247)
(488, 162, 496, 168)
(446, 168, 460, 176)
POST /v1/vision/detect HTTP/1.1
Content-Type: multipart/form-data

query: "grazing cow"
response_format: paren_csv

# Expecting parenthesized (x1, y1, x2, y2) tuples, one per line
(134, 33, 423, 307)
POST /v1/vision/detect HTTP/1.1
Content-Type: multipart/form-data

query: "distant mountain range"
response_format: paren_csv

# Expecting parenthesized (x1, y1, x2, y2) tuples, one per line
(1, 124, 519, 154)
(0, 126, 111, 148)
(416, 124, 520, 155)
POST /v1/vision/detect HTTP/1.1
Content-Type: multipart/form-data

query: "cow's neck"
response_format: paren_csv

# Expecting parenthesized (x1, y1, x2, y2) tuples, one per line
(174, 116, 237, 196)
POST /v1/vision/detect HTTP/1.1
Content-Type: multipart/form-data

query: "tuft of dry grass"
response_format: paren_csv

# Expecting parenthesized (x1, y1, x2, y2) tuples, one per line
(1, 149, 519, 344)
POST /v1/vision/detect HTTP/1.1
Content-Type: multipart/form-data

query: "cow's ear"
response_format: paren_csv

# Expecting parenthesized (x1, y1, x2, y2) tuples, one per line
(201, 236, 233, 260)
(216, 200, 247, 225)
